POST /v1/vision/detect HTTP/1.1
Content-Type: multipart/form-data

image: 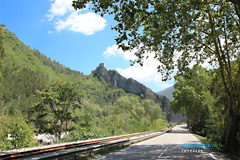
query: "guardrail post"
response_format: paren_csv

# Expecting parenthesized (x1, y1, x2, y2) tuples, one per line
(89, 152, 92, 157)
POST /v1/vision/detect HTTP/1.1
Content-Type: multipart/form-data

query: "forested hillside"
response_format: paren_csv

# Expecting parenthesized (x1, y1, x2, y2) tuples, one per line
(0, 27, 169, 150)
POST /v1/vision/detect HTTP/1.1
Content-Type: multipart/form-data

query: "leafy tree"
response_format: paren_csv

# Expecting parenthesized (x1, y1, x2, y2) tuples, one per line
(116, 95, 145, 120)
(142, 99, 163, 122)
(0, 112, 35, 150)
(171, 66, 212, 133)
(73, 0, 240, 153)
(32, 81, 84, 141)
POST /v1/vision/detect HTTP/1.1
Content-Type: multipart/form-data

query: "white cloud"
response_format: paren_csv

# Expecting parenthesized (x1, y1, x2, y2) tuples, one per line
(46, 0, 106, 35)
(104, 44, 163, 83)
(46, 0, 74, 20)
(157, 82, 174, 89)
(103, 44, 137, 61)
(103, 44, 179, 91)
(47, 31, 53, 34)
(55, 11, 106, 35)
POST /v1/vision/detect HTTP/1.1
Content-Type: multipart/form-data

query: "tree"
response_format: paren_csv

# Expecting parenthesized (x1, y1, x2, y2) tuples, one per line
(142, 99, 163, 122)
(171, 66, 212, 133)
(116, 96, 145, 120)
(72, 0, 240, 153)
(0, 112, 36, 150)
(32, 81, 84, 141)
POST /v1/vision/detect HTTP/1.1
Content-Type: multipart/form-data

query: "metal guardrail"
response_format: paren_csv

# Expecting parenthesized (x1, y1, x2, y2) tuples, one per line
(0, 129, 168, 160)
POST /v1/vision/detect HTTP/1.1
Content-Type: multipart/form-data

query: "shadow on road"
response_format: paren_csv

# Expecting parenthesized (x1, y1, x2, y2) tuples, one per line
(178, 125, 187, 129)
(168, 130, 189, 134)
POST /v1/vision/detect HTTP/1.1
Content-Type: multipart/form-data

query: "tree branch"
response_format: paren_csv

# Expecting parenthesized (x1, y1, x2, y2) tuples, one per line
(192, 37, 215, 54)
(205, 0, 231, 106)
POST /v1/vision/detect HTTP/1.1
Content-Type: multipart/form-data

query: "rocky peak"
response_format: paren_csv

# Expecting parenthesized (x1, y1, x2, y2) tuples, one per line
(92, 64, 156, 98)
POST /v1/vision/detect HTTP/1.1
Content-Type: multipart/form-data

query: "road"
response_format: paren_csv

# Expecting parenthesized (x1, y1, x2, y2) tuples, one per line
(93, 125, 230, 160)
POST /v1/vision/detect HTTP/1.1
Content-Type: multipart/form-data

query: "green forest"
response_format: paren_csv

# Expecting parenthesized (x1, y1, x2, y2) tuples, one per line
(0, 27, 168, 150)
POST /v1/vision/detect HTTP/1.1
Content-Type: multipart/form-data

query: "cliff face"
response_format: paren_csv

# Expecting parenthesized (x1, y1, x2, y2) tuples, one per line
(92, 64, 187, 124)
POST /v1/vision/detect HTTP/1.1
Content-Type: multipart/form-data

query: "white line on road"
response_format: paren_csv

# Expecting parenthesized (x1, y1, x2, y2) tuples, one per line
(96, 156, 106, 160)
(158, 135, 178, 158)
(120, 147, 130, 152)
(209, 153, 218, 159)
(159, 152, 163, 157)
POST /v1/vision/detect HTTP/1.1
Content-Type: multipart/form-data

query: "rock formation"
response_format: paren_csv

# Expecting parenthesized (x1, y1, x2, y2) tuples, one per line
(92, 63, 187, 124)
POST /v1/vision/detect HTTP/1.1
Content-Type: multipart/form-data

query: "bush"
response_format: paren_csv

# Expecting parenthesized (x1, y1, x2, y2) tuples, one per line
(0, 112, 36, 150)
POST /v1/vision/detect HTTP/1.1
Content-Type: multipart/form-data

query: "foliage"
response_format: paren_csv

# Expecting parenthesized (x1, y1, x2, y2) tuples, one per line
(0, 112, 36, 151)
(171, 66, 212, 133)
(31, 81, 83, 141)
(62, 96, 167, 142)
(73, 0, 239, 78)
(116, 96, 145, 120)
(171, 65, 240, 155)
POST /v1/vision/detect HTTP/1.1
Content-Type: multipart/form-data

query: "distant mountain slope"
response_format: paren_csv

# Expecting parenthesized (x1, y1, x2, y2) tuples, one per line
(157, 86, 174, 101)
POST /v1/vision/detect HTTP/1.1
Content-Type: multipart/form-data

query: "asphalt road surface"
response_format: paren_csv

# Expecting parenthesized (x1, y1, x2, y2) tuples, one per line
(93, 125, 230, 160)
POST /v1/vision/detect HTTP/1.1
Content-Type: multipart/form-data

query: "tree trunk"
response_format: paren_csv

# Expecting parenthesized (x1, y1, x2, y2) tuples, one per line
(58, 131, 61, 141)
(224, 114, 240, 153)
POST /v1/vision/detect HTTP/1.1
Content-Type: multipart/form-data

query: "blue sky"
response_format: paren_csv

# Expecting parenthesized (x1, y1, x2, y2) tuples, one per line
(0, 0, 175, 92)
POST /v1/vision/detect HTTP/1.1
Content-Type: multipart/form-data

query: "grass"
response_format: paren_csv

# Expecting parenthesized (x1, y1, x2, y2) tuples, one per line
(194, 134, 212, 145)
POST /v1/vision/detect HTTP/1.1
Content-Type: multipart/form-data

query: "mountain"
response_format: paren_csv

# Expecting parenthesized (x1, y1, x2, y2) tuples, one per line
(157, 86, 174, 101)
(92, 64, 187, 124)
(0, 25, 185, 129)
(92, 63, 169, 109)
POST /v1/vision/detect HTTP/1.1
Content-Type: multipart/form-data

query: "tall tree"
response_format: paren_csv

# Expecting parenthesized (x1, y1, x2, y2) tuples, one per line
(73, 0, 240, 153)
(171, 66, 212, 133)
(32, 81, 84, 141)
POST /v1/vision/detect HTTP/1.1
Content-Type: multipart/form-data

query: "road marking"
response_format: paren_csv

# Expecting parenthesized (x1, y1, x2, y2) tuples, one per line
(159, 152, 163, 157)
(96, 156, 106, 160)
(209, 153, 217, 159)
(158, 135, 178, 158)
(120, 147, 130, 152)
(191, 134, 198, 141)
